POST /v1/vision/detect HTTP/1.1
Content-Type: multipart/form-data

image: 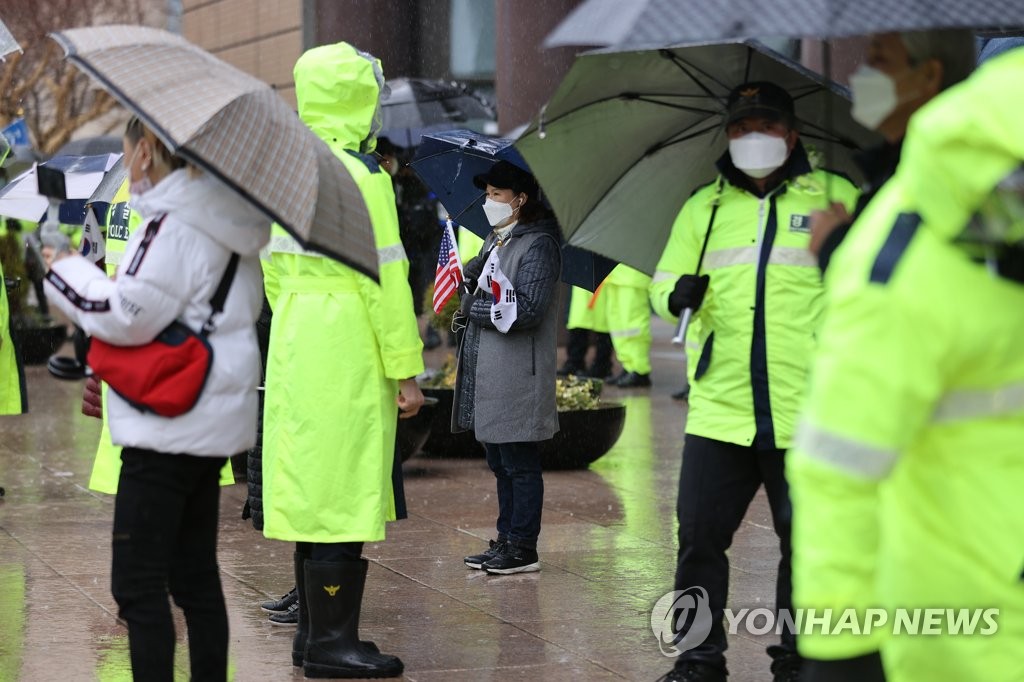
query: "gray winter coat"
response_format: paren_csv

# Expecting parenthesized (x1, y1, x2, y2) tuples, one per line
(452, 218, 562, 443)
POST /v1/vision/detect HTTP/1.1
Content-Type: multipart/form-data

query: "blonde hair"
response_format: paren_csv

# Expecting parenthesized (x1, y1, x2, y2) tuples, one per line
(124, 116, 197, 175)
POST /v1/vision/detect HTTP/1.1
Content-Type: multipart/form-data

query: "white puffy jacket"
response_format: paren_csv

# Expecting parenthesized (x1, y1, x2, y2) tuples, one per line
(45, 169, 271, 457)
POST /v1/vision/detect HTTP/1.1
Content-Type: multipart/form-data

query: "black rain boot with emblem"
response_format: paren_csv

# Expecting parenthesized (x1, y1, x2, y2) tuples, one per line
(302, 559, 403, 679)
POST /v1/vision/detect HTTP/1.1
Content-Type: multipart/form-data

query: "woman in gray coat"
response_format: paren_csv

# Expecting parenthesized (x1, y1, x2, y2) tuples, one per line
(453, 161, 562, 574)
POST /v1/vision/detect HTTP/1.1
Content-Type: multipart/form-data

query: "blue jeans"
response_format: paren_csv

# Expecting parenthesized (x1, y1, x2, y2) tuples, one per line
(111, 448, 228, 682)
(484, 441, 544, 549)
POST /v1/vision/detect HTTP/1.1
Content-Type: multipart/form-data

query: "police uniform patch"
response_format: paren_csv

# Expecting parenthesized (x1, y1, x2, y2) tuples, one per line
(789, 214, 811, 233)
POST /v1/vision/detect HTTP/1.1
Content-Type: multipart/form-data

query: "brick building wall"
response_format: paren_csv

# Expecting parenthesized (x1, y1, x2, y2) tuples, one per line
(181, 0, 303, 108)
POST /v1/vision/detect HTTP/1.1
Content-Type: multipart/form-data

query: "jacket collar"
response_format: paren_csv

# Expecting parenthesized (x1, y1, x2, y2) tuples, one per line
(715, 140, 813, 198)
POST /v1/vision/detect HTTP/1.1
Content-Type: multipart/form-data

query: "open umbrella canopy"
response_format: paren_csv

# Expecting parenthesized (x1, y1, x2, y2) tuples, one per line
(515, 39, 879, 274)
(0, 153, 121, 224)
(381, 78, 495, 148)
(51, 25, 378, 279)
(410, 129, 616, 291)
(546, 0, 1024, 46)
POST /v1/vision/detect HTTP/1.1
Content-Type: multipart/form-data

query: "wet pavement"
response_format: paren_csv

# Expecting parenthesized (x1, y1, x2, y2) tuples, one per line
(0, 317, 783, 681)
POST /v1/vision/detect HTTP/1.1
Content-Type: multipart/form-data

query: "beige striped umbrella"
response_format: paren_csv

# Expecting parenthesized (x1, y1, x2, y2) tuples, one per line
(51, 25, 378, 279)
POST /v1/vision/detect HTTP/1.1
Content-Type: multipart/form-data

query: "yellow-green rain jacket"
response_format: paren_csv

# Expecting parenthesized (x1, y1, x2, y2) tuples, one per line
(0, 254, 24, 415)
(650, 151, 858, 448)
(261, 43, 424, 543)
(789, 48, 1024, 681)
(87, 181, 232, 492)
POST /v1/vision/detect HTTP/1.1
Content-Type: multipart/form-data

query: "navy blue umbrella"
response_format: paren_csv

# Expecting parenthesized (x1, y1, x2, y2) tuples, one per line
(409, 129, 616, 291)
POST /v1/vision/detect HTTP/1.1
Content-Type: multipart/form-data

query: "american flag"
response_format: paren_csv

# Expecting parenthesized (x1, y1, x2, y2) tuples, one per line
(432, 218, 464, 314)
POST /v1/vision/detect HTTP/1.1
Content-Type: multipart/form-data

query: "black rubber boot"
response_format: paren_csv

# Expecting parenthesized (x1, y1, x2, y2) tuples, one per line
(293, 552, 383, 666)
(292, 550, 310, 666)
(303, 559, 403, 679)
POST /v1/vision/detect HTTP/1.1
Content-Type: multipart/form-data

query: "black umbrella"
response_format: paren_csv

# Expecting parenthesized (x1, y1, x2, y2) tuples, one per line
(409, 129, 617, 291)
(381, 78, 495, 148)
(545, 0, 1024, 46)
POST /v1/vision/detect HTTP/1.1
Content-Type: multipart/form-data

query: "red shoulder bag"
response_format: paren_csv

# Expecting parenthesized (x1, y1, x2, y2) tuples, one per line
(87, 216, 240, 418)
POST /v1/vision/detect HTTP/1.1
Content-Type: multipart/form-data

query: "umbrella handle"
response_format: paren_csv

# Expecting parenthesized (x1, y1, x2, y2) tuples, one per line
(671, 307, 693, 346)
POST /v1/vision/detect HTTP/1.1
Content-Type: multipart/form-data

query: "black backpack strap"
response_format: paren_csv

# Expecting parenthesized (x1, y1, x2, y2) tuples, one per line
(200, 253, 240, 336)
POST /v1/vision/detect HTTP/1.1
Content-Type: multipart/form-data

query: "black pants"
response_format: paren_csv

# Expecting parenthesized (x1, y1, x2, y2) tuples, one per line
(296, 542, 364, 561)
(484, 441, 544, 549)
(673, 434, 796, 670)
(111, 448, 228, 682)
(565, 329, 613, 375)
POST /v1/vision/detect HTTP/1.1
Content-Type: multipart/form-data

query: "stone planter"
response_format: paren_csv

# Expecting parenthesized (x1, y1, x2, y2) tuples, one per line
(540, 402, 626, 470)
(418, 387, 484, 458)
(396, 396, 439, 462)
(418, 387, 625, 469)
(13, 323, 66, 365)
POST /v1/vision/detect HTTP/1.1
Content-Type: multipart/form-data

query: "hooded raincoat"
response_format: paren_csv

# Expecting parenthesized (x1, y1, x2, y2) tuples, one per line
(789, 48, 1024, 682)
(260, 43, 424, 544)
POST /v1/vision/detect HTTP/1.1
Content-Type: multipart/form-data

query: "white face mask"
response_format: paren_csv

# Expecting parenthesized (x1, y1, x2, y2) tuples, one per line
(849, 65, 901, 130)
(728, 132, 790, 179)
(482, 196, 521, 227)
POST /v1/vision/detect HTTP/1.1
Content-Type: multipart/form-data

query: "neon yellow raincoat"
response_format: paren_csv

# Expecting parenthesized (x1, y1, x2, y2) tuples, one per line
(789, 48, 1024, 681)
(261, 43, 424, 543)
(650, 150, 858, 448)
(604, 264, 652, 375)
(0, 255, 24, 414)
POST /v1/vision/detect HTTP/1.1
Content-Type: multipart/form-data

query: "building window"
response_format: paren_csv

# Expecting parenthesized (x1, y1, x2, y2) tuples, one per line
(449, 0, 495, 79)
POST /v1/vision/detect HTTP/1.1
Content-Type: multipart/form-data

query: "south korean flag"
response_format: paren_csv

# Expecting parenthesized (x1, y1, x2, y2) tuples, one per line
(477, 249, 517, 334)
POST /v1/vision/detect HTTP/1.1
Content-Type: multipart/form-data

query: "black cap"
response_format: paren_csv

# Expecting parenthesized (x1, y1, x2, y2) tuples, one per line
(473, 160, 538, 197)
(724, 81, 795, 127)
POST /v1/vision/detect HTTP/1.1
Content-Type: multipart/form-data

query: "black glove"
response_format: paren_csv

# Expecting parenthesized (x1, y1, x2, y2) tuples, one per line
(668, 274, 710, 317)
(462, 255, 486, 291)
(803, 652, 886, 682)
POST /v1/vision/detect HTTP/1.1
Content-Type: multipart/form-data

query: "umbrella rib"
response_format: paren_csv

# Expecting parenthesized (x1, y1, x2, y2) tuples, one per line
(661, 50, 731, 103)
(649, 122, 721, 154)
(538, 93, 720, 129)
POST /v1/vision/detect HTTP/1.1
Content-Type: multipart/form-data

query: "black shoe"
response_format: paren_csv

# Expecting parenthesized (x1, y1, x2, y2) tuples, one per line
(672, 387, 691, 401)
(657, 661, 728, 682)
(557, 361, 586, 377)
(483, 541, 540, 574)
(269, 600, 299, 626)
(261, 586, 298, 613)
(615, 371, 651, 388)
(464, 539, 507, 570)
(770, 651, 802, 682)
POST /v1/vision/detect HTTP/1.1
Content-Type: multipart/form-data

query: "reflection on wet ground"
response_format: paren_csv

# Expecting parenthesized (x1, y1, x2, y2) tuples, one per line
(0, 318, 781, 681)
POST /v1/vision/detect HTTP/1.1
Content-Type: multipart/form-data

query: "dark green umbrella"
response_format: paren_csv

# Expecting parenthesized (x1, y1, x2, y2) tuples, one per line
(515, 39, 878, 274)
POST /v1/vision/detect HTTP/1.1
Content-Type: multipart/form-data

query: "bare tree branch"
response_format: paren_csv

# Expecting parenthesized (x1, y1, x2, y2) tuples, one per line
(0, 0, 158, 155)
